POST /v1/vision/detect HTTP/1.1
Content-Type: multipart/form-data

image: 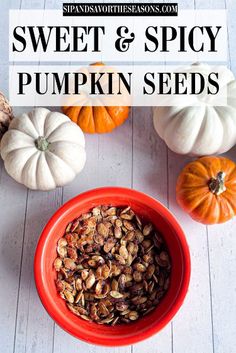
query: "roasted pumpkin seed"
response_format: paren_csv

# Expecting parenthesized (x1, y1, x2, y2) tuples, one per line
(54, 205, 171, 325)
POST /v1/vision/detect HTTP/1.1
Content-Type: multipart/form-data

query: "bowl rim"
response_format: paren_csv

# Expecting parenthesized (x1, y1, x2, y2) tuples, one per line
(34, 186, 191, 346)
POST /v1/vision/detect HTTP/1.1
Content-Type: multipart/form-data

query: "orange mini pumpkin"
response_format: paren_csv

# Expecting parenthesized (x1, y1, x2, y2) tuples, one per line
(176, 156, 236, 224)
(62, 63, 130, 134)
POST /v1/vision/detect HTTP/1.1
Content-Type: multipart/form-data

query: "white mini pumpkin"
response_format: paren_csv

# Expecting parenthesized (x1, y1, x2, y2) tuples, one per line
(0, 108, 86, 190)
(153, 64, 236, 156)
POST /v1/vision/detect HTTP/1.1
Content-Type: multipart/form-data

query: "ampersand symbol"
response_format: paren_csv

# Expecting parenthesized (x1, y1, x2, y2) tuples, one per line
(115, 26, 135, 52)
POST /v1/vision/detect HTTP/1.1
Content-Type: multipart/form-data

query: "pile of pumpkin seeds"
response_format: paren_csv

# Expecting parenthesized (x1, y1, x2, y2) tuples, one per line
(54, 205, 171, 325)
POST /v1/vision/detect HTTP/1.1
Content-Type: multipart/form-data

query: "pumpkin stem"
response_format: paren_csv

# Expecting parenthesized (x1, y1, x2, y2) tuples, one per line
(35, 136, 50, 151)
(208, 171, 226, 195)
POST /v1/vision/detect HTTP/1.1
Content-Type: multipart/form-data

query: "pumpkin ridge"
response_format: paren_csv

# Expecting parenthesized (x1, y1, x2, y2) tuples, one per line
(195, 193, 217, 223)
(76, 107, 94, 133)
(48, 138, 84, 147)
(86, 106, 96, 132)
(43, 110, 54, 137)
(89, 107, 96, 132)
(45, 119, 71, 139)
(216, 195, 235, 223)
(36, 152, 56, 190)
(4, 146, 36, 156)
(198, 156, 224, 178)
(106, 106, 129, 127)
(179, 189, 210, 213)
(45, 150, 76, 175)
(189, 196, 219, 224)
(205, 156, 226, 178)
(68, 107, 82, 124)
(214, 106, 236, 152)
(104, 106, 119, 127)
(220, 192, 236, 214)
(186, 161, 211, 179)
(193, 107, 218, 153)
(179, 171, 209, 187)
(48, 141, 85, 173)
(215, 109, 225, 149)
(9, 126, 37, 140)
(180, 184, 209, 191)
(46, 121, 72, 140)
(94, 107, 116, 133)
(188, 106, 206, 152)
(226, 165, 236, 182)
(162, 107, 204, 154)
(22, 151, 40, 188)
(4, 146, 36, 162)
(28, 110, 48, 137)
(10, 127, 33, 138)
(3, 148, 36, 185)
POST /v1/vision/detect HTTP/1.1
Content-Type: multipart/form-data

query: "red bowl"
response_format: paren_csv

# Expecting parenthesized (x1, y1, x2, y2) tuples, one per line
(34, 187, 190, 346)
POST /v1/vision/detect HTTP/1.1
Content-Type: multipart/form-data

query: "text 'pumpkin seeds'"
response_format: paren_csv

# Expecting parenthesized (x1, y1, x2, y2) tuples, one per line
(54, 205, 171, 325)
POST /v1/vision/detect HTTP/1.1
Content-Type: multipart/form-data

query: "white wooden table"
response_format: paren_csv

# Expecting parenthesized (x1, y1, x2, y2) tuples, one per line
(1, 0, 236, 353)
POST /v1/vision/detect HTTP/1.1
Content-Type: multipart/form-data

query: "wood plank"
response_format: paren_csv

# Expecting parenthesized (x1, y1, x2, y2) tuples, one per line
(53, 125, 132, 353)
(194, 1, 236, 353)
(12, 2, 62, 353)
(53, 127, 132, 353)
(1, 0, 22, 64)
(42, 2, 103, 352)
(206, 1, 236, 353)
(167, 1, 214, 353)
(0, 120, 28, 353)
(14, 188, 62, 353)
(167, 154, 214, 353)
(207, 219, 236, 353)
(53, 99, 132, 353)
(132, 106, 171, 353)
(132, 3, 170, 349)
(226, 0, 236, 72)
(53, 0, 133, 351)
(0, 2, 27, 353)
(132, 107, 168, 204)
